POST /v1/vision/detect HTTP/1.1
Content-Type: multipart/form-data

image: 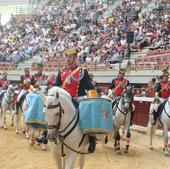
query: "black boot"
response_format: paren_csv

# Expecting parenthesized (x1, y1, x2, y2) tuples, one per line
(88, 136, 96, 153)
(35, 131, 48, 144)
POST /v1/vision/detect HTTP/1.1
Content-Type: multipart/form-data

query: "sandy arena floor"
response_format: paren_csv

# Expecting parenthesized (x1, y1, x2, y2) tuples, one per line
(0, 115, 170, 169)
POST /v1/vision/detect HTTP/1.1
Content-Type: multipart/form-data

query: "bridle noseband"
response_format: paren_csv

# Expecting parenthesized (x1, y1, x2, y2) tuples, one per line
(44, 103, 64, 131)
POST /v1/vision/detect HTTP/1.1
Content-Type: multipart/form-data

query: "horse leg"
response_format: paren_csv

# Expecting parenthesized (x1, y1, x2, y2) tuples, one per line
(121, 127, 126, 140)
(0, 109, 3, 128)
(163, 126, 169, 156)
(11, 113, 14, 127)
(147, 121, 156, 149)
(3, 113, 7, 129)
(124, 127, 131, 153)
(51, 144, 63, 169)
(115, 130, 121, 154)
(30, 128, 35, 146)
(14, 113, 19, 134)
(79, 154, 85, 169)
(113, 131, 117, 150)
(41, 130, 48, 151)
(25, 124, 30, 139)
(66, 153, 77, 169)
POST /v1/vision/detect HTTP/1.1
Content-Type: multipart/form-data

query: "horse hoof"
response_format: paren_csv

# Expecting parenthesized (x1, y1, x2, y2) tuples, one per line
(124, 149, 128, 153)
(164, 152, 169, 157)
(22, 131, 25, 134)
(26, 134, 29, 139)
(11, 124, 14, 127)
(30, 140, 35, 146)
(26, 136, 30, 139)
(42, 146, 47, 151)
(16, 131, 19, 134)
(4, 127, 7, 130)
(114, 147, 117, 151)
(149, 146, 154, 150)
(117, 150, 122, 155)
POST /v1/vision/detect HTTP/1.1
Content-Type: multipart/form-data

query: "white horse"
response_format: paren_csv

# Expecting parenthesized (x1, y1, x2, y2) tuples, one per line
(41, 86, 92, 169)
(111, 86, 135, 154)
(148, 96, 170, 156)
(21, 86, 49, 150)
(15, 85, 48, 135)
(0, 85, 16, 129)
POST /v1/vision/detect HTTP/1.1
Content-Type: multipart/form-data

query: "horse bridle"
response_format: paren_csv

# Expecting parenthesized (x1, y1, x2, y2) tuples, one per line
(45, 103, 64, 133)
(45, 100, 91, 155)
(45, 101, 80, 140)
(116, 93, 133, 115)
(4, 90, 15, 105)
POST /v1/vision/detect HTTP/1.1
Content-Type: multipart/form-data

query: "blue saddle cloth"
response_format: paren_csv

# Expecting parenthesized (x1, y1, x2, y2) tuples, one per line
(79, 98, 113, 134)
(24, 93, 45, 129)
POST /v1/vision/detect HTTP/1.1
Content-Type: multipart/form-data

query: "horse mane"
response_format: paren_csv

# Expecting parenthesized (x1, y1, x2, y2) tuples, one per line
(48, 86, 75, 113)
(49, 86, 72, 101)
(125, 85, 134, 98)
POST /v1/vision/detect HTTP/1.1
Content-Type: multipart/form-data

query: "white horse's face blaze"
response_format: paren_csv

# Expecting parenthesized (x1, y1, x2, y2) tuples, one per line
(45, 95, 61, 141)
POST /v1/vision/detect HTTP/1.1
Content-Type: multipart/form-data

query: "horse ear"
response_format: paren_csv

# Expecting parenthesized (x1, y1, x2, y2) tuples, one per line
(56, 92, 59, 99)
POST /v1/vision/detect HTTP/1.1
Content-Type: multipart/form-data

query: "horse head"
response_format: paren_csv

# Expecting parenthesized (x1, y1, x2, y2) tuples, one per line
(122, 85, 135, 112)
(43, 86, 73, 142)
(7, 84, 17, 99)
(39, 85, 48, 95)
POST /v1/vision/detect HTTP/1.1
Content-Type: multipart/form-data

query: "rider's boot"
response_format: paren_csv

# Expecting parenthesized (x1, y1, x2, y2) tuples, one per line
(35, 130, 48, 144)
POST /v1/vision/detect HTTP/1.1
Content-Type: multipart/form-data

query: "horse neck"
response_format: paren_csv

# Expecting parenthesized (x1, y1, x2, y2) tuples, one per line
(5, 90, 13, 101)
(58, 95, 76, 130)
(118, 97, 124, 110)
(164, 100, 170, 113)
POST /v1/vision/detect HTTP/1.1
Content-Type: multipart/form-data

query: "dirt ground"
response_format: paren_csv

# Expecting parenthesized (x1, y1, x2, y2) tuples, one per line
(1, 115, 170, 169)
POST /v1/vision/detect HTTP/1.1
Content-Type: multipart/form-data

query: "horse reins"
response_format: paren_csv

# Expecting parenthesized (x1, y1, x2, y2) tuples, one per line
(45, 102, 92, 156)
(114, 92, 133, 125)
(3, 91, 15, 106)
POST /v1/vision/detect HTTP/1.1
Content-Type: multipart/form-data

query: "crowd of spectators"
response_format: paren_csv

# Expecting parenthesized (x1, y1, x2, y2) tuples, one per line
(0, 0, 169, 70)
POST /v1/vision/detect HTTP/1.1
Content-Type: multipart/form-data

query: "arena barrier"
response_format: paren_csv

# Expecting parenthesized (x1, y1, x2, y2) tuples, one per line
(132, 97, 170, 137)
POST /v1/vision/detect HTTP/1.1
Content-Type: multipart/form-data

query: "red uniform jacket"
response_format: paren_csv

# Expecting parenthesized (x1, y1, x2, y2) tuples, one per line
(33, 73, 47, 88)
(109, 78, 129, 96)
(21, 75, 33, 90)
(155, 81, 170, 99)
(0, 79, 8, 90)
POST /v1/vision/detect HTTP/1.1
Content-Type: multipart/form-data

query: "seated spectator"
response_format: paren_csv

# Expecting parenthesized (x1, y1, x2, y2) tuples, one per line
(134, 89, 141, 97)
